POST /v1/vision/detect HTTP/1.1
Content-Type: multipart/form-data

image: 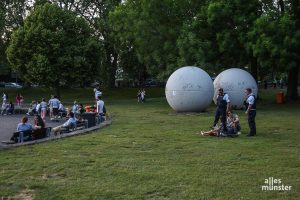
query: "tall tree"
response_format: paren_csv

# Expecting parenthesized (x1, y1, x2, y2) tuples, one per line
(110, 0, 204, 80)
(0, 0, 33, 77)
(177, 0, 262, 79)
(6, 3, 102, 96)
(42, 0, 122, 87)
(249, 0, 299, 100)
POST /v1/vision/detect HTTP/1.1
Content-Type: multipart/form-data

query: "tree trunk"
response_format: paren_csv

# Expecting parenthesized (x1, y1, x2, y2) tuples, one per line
(286, 66, 299, 100)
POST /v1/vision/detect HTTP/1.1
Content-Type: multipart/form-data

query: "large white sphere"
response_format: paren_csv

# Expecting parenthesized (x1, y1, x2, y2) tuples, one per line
(213, 68, 258, 108)
(165, 66, 214, 112)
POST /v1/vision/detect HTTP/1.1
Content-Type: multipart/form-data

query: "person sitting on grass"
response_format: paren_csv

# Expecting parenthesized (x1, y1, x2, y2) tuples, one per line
(199, 111, 241, 137)
(52, 112, 77, 135)
(31, 115, 46, 140)
(199, 124, 224, 136)
(226, 111, 241, 135)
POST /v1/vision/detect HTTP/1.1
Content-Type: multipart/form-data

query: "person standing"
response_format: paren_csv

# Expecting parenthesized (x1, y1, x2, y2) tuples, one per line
(212, 88, 231, 133)
(94, 88, 102, 100)
(96, 96, 105, 123)
(137, 90, 141, 102)
(2, 92, 8, 104)
(40, 98, 48, 122)
(245, 88, 256, 136)
(16, 94, 24, 107)
(48, 95, 54, 120)
(50, 96, 60, 121)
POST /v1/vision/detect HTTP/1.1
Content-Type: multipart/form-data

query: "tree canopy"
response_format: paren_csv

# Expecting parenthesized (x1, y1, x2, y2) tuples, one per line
(6, 3, 102, 96)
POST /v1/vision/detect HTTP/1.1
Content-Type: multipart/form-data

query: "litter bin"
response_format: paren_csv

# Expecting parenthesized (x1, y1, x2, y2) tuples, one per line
(276, 91, 284, 104)
(82, 112, 97, 128)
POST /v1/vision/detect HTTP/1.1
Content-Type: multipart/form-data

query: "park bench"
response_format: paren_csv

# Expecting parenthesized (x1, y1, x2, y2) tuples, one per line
(2, 127, 52, 144)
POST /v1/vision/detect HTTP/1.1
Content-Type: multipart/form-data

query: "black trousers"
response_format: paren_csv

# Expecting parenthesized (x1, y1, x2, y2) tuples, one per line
(213, 108, 227, 131)
(248, 110, 256, 135)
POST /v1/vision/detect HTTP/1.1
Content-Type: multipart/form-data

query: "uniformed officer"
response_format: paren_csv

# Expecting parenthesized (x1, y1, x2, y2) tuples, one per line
(212, 88, 231, 132)
(244, 88, 256, 136)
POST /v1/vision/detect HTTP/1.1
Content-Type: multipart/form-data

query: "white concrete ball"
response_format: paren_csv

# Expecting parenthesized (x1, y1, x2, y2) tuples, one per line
(213, 68, 258, 108)
(165, 66, 214, 112)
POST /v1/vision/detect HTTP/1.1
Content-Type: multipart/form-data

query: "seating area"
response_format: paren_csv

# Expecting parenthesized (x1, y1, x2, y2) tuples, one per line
(6, 119, 89, 144)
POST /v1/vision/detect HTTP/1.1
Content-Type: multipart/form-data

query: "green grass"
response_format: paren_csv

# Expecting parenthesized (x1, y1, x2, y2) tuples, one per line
(0, 88, 299, 199)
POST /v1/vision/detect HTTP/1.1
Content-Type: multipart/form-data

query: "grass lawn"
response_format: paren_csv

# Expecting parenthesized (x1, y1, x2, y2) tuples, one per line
(0, 88, 299, 199)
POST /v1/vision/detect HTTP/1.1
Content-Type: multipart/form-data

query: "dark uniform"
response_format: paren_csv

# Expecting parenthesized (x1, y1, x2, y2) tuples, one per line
(246, 94, 256, 136)
(213, 93, 229, 132)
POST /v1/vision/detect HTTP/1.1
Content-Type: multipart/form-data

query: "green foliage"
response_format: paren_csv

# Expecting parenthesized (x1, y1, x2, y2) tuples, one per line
(248, 0, 300, 99)
(110, 0, 205, 80)
(6, 3, 102, 93)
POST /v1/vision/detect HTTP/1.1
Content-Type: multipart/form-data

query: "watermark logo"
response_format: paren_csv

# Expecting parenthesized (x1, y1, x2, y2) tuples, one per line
(262, 177, 292, 191)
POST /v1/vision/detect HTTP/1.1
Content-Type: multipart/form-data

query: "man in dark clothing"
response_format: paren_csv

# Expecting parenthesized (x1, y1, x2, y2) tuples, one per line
(244, 88, 257, 136)
(212, 88, 231, 132)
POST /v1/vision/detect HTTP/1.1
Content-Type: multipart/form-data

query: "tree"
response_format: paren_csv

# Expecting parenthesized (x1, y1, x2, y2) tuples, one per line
(6, 3, 102, 96)
(249, 0, 299, 100)
(0, 0, 33, 77)
(110, 0, 205, 81)
(177, 0, 262, 79)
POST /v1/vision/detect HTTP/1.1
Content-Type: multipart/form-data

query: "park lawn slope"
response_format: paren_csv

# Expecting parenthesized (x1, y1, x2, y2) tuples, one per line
(0, 89, 299, 199)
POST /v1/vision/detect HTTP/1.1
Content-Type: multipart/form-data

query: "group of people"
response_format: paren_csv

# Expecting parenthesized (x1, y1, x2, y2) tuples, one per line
(11, 87, 107, 142)
(200, 87, 256, 137)
(1, 93, 24, 115)
(26, 96, 64, 122)
(14, 115, 46, 141)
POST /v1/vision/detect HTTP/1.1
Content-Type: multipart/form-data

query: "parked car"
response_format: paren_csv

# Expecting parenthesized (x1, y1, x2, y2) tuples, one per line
(5, 82, 23, 88)
(144, 79, 158, 87)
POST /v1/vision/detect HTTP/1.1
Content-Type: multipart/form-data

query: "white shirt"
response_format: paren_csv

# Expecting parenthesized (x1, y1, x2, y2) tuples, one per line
(59, 103, 64, 111)
(140, 91, 145, 99)
(97, 100, 104, 114)
(36, 103, 40, 111)
(2, 94, 7, 101)
(223, 94, 230, 102)
(95, 90, 102, 99)
(246, 93, 255, 105)
(72, 104, 78, 113)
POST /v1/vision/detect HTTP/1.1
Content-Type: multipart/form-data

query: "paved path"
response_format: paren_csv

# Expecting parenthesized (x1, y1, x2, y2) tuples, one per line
(0, 114, 65, 144)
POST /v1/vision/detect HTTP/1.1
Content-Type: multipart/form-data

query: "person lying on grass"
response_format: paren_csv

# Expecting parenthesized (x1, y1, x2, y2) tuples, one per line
(200, 124, 224, 136)
(226, 111, 241, 135)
